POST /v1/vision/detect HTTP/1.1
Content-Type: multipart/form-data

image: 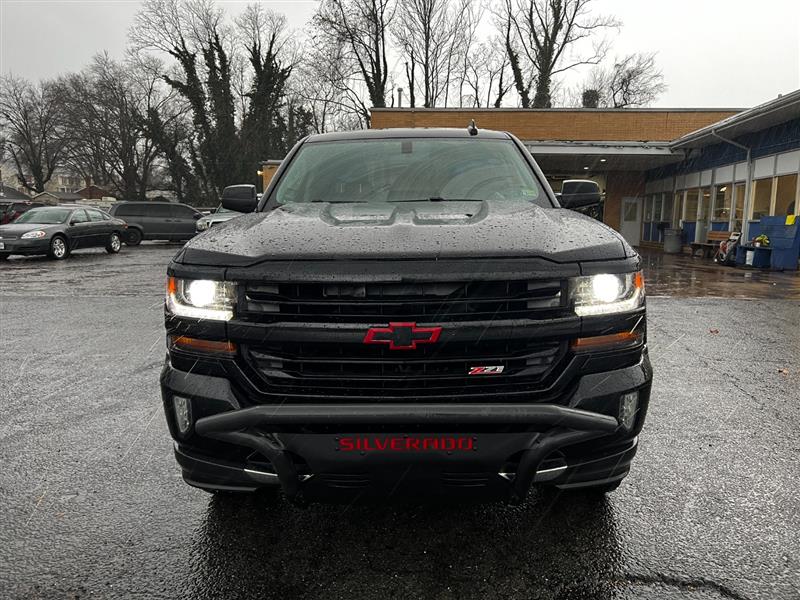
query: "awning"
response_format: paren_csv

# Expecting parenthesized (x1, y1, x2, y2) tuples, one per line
(671, 89, 800, 149)
(523, 140, 681, 172)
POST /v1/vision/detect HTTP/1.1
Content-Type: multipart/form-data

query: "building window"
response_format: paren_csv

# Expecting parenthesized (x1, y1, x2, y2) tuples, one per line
(644, 196, 653, 222)
(653, 195, 663, 221)
(699, 188, 711, 221)
(684, 189, 699, 221)
(662, 194, 673, 223)
(774, 173, 798, 216)
(713, 184, 732, 221)
(751, 178, 773, 219)
(673, 192, 683, 227)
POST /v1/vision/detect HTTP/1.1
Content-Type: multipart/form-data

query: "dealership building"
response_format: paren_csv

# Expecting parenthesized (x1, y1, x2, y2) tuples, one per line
(369, 89, 800, 249)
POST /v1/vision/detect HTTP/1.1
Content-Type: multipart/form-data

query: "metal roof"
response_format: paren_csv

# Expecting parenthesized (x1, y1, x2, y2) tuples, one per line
(671, 89, 800, 149)
(0, 186, 31, 201)
(33, 191, 83, 201)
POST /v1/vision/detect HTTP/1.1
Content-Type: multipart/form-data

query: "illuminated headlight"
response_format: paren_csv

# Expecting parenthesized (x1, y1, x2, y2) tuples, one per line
(166, 277, 236, 320)
(21, 230, 47, 239)
(572, 272, 644, 316)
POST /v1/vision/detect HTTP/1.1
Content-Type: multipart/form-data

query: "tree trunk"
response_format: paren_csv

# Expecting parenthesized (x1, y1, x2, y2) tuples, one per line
(533, 70, 552, 108)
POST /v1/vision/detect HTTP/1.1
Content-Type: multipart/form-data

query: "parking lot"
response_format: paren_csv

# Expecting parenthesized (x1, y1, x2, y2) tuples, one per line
(1, 244, 798, 600)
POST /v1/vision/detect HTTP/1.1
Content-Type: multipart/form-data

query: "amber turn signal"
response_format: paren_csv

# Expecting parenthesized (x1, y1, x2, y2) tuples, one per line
(571, 331, 643, 351)
(169, 335, 237, 355)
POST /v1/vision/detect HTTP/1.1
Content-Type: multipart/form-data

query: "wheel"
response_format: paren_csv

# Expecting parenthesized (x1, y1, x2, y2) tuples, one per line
(106, 232, 122, 254)
(125, 228, 142, 246)
(48, 236, 69, 260)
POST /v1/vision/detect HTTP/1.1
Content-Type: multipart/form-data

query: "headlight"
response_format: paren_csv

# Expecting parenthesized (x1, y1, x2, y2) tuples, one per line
(572, 272, 644, 316)
(166, 277, 236, 320)
(196, 220, 210, 231)
(21, 230, 47, 239)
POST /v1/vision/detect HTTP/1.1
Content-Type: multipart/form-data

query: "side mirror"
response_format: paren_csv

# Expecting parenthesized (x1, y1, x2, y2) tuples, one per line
(221, 184, 258, 213)
(557, 179, 602, 210)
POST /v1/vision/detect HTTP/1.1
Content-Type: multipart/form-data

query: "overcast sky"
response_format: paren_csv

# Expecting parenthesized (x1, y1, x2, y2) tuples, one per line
(1, 0, 798, 109)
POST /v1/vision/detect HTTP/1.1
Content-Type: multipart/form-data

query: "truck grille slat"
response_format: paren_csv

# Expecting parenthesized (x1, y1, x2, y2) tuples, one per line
(242, 280, 567, 323)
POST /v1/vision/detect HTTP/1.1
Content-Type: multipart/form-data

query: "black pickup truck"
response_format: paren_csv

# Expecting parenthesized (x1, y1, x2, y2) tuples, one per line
(161, 128, 651, 504)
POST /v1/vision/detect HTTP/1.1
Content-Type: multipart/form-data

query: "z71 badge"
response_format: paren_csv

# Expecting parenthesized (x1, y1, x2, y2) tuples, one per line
(468, 366, 505, 375)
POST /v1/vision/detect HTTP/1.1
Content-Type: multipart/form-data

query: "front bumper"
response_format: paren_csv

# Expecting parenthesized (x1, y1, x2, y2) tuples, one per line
(0, 238, 49, 255)
(161, 356, 651, 503)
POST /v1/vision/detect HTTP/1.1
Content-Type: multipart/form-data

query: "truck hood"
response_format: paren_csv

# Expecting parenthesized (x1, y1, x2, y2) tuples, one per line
(178, 200, 631, 266)
(0, 223, 61, 237)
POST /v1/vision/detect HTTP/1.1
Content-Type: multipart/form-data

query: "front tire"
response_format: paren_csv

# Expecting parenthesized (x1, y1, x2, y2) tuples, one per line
(48, 236, 69, 260)
(106, 232, 122, 254)
(125, 228, 142, 246)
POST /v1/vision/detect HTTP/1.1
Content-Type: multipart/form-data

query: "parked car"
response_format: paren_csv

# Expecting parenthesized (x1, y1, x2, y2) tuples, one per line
(1, 201, 45, 225)
(195, 201, 246, 233)
(108, 201, 203, 245)
(0, 204, 126, 260)
(160, 128, 651, 504)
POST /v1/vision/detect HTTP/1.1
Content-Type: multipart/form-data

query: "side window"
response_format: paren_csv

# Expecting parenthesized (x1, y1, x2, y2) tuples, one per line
(88, 209, 105, 222)
(149, 204, 172, 218)
(114, 204, 141, 217)
(171, 204, 198, 219)
(71, 209, 90, 224)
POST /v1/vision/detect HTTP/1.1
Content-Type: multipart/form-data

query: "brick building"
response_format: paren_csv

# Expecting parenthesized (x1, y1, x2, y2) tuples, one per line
(370, 90, 800, 247)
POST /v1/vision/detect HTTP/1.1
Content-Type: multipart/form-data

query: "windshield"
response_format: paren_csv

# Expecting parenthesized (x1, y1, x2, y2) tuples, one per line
(13, 207, 71, 224)
(272, 138, 547, 207)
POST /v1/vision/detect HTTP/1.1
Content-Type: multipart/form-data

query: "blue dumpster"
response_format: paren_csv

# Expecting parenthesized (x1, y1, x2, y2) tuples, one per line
(760, 216, 800, 271)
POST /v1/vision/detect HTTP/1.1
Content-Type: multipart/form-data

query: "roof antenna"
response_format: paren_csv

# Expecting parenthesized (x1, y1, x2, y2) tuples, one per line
(467, 119, 478, 136)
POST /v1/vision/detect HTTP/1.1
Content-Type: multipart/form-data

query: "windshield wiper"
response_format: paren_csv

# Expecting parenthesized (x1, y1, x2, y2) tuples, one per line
(307, 199, 370, 203)
(387, 197, 483, 203)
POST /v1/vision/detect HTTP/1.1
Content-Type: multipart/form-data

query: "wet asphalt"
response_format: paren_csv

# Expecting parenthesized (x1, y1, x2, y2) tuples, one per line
(0, 244, 798, 600)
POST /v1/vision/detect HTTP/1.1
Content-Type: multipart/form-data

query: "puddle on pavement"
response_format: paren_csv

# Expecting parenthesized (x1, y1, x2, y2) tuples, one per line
(638, 248, 800, 300)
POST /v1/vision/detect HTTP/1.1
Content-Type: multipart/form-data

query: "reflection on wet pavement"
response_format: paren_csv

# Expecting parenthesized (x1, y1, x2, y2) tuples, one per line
(638, 248, 800, 299)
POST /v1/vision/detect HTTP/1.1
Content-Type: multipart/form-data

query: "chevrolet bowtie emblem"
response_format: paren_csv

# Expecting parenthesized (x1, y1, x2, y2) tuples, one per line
(363, 322, 442, 350)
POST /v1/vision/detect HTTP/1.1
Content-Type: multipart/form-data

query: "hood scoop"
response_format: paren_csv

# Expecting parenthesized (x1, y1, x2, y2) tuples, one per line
(284, 200, 489, 227)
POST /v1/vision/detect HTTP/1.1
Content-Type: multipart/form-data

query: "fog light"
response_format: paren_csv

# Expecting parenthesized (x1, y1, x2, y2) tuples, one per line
(619, 391, 639, 431)
(173, 395, 192, 435)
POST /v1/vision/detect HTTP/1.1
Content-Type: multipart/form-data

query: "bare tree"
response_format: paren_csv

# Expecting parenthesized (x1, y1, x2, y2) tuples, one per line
(499, 0, 618, 108)
(461, 38, 512, 107)
(294, 36, 371, 132)
(59, 54, 174, 201)
(236, 5, 296, 159)
(585, 52, 666, 108)
(496, 0, 533, 107)
(313, 0, 395, 119)
(0, 75, 68, 193)
(393, 0, 476, 108)
(131, 0, 242, 200)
